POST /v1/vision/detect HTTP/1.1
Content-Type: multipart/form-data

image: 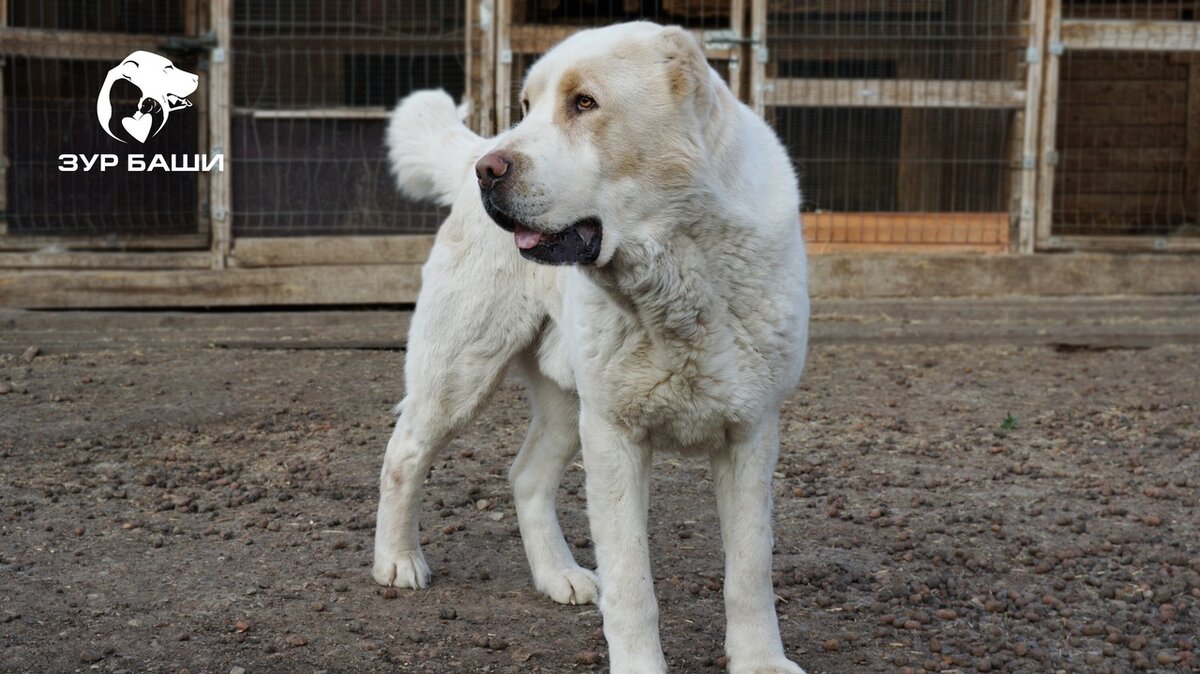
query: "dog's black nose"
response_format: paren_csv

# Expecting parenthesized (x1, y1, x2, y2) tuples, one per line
(475, 152, 511, 190)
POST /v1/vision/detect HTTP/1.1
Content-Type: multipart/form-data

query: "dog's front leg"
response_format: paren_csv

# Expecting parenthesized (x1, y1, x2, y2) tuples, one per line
(580, 412, 666, 673)
(710, 418, 806, 674)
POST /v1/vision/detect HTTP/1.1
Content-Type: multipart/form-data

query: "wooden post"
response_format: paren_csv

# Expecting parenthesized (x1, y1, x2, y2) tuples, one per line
(479, 0, 496, 135)
(0, 0, 8, 236)
(1018, 0, 1048, 253)
(208, 0, 232, 269)
(749, 0, 767, 116)
(494, 0, 513, 131)
(1186, 56, 1200, 225)
(1034, 0, 1062, 250)
(727, 0, 745, 103)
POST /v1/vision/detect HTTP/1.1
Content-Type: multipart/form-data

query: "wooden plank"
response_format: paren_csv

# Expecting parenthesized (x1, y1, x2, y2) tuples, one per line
(0, 251, 213, 270)
(1034, 0, 1061, 250)
(1061, 20, 1200, 52)
(1187, 57, 1200, 222)
(479, 0, 495, 135)
(0, 264, 424, 308)
(0, 234, 211, 251)
(663, 0, 945, 18)
(762, 79, 1025, 108)
(209, 0, 232, 269)
(1062, 80, 1187, 104)
(231, 236, 436, 268)
(804, 213, 1009, 250)
(751, 0, 767, 115)
(1018, 0, 1047, 253)
(0, 0, 7, 236)
(507, 24, 735, 60)
(233, 107, 390, 119)
(495, 0, 513, 131)
(0, 27, 177, 61)
(1039, 235, 1200, 252)
(729, 0, 745, 102)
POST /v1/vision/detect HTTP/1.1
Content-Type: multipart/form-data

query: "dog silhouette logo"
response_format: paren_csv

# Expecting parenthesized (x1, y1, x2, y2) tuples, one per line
(96, 51, 199, 144)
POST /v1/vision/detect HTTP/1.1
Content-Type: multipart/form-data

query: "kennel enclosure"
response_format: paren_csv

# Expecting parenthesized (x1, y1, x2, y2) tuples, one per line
(0, 0, 1197, 307)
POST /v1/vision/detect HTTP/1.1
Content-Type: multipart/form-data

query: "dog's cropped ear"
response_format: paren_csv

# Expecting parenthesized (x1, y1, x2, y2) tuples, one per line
(658, 26, 712, 105)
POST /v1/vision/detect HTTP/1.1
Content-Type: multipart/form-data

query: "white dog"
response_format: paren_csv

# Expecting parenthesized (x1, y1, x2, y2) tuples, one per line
(373, 22, 810, 673)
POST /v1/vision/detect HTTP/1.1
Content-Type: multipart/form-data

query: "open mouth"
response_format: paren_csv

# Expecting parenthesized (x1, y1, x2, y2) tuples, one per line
(483, 197, 602, 265)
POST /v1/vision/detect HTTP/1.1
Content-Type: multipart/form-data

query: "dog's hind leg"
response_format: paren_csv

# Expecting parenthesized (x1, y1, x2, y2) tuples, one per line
(509, 354, 598, 605)
(373, 211, 543, 590)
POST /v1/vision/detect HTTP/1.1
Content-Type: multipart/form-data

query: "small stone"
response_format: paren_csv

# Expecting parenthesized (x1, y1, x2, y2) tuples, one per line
(21, 346, 40, 362)
(936, 609, 958, 620)
(475, 499, 490, 510)
(438, 607, 457, 620)
(230, 667, 247, 674)
(234, 619, 251, 633)
(0, 382, 12, 395)
(79, 650, 104, 663)
(1156, 652, 1178, 666)
(822, 639, 840, 652)
(289, 635, 308, 648)
(382, 587, 399, 599)
(74, 526, 85, 537)
(1143, 514, 1162, 527)
(576, 650, 601, 665)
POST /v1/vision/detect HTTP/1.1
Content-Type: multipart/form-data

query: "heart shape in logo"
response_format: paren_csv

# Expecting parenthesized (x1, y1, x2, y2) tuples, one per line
(121, 114, 152, 143)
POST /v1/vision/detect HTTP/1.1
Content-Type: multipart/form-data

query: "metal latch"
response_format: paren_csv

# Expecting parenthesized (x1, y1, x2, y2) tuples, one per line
(703, 29, 759, 51)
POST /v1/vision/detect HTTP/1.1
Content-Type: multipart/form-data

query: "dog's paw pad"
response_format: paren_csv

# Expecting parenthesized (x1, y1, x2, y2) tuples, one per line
(538, 566, 599, 605)
(372, 550, 431, 589)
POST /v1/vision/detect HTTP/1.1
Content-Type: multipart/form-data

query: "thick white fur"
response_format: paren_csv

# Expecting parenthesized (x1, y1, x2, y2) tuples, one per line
(373, 23, 809, 674)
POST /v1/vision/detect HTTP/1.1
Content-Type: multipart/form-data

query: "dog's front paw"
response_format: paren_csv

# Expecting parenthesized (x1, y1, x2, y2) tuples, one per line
(729, 658, 807, 674)
(535, 565, 599, 605)
(372, 549, 431, 589)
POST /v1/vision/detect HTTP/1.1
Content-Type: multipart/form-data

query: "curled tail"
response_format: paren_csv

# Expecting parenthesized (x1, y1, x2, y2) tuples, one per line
(385, 90, 487, 207)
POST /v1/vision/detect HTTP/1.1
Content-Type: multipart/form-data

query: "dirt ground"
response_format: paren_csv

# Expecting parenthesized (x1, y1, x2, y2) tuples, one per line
(1, 297, 1198, 674)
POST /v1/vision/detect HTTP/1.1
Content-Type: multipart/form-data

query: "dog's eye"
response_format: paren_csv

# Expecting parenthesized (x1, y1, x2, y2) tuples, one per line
(521, 98, 529, 117)
(575, 95, 596, 111)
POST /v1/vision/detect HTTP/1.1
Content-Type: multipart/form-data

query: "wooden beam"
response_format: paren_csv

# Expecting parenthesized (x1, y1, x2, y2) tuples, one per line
(0, 251, 212, 270)
(231, 236, 436, 268)
(208, 0, 232, 269)
(751, 0, 767, 115)
(0, 0, 7, 237)
(1034, 0, 1062, 250)
(233, 107, 390, 119)
(0, 264, 423, 308)
(1186, 57, 1200, 224)
(762, 79, 1025, 109)
(0, 27, 175, 61)
(1018, 0, 1048, 253)
(495, 0, 513, 131)
(1061, 20, 1200, 52)
(1039, 235, 1200, 253)
(507, 24, 735, 60)
(0, 234, 210, 251)
(804, 213, 1009, 253)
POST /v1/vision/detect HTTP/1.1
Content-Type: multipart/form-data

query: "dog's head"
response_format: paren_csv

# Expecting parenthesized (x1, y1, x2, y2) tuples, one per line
(97, 51, 199, 143)
(476, 23, 721, 266)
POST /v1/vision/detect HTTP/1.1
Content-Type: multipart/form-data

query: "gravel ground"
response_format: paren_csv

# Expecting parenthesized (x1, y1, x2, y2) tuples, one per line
(0, 299, 1197, 674)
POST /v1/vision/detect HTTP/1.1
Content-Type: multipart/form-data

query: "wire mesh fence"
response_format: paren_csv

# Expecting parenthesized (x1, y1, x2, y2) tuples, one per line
(2, 1, 207, 244)
(1049, 1, 1200, 240)
(2, 0, 1197, 253)
(761, 1, 1027, 251)
(231, 0, 471, 237)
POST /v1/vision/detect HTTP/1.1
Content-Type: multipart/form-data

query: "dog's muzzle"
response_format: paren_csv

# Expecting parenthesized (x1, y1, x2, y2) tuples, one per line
(476, 151, 603, 266)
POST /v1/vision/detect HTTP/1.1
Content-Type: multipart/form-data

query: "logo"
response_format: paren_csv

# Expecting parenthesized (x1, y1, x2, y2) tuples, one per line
(61, 50, 221, 173)
(96, 50, 198, 143)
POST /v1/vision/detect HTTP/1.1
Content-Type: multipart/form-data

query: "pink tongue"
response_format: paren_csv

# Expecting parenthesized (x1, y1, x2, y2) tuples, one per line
(514, 226, 544, 250)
